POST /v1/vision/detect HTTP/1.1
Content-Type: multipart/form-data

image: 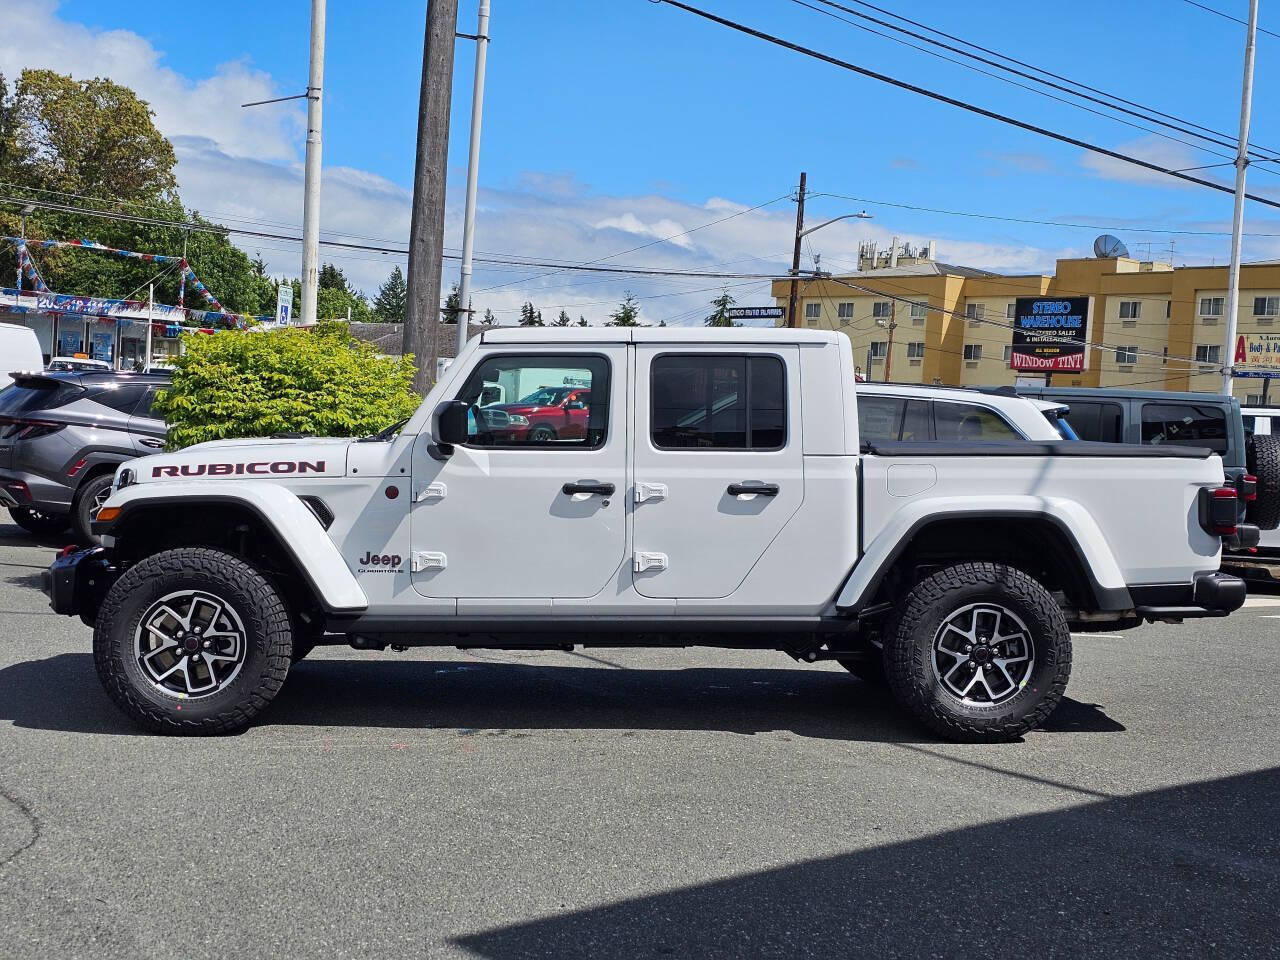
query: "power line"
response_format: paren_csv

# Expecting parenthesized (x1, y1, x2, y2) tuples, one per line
(651, 0, 1280, 210)
(802, 0, 1280, 162)
(793, 0, 1276, 170)
(807, 190, 1280, 237)
(1182, 0, 1280, 40)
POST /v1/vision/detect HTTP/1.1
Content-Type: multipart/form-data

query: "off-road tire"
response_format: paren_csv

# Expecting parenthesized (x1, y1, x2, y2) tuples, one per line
(7, 506, 70, 537)
(883, 562, 1072, 743)
(72, 474, 115, 545)
(93, 547, 292, 735)
(1246, 434, 1280, 531)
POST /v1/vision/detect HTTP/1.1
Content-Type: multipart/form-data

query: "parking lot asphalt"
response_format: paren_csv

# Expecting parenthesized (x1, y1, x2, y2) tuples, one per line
(0, 519, 1277, 960)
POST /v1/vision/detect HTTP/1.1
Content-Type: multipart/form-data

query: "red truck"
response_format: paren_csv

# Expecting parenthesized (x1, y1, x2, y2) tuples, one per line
(481, 386, 592, 442)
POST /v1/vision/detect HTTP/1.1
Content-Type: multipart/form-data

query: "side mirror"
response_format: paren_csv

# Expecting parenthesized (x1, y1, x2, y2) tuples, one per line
(434, 400, 471, 448)
(565, 401, 586, 411)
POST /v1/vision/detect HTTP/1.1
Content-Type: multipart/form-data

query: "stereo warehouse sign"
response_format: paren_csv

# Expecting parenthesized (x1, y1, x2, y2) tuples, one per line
(1009, 296, 1092, 373)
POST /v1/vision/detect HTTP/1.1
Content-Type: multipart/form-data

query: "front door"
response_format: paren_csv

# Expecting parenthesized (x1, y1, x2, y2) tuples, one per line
(411, 347, 628, 599)
(631, 345, 804, 599)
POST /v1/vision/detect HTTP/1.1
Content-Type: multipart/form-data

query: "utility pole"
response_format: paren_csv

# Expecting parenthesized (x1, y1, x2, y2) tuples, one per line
(405, 0, 460, 394)
(883, 302, 897, 382)
(786, 172, 807, 328)
(300, 0, 326, 327)
(1221, 0, 1259, 397)
(455, 0, 491, 356)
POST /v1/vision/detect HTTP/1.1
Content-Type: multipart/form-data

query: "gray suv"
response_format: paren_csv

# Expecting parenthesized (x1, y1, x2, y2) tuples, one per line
(0, 370, 168, 543)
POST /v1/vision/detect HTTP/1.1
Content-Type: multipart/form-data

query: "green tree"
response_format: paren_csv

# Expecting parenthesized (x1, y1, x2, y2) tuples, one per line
(8, 69, 177, 201)
(519, 301, 543, 326)
(705, 288, 738, 327)
(608, 292, 641, 327)
(482, 308, 497, 326)
(577, 315, 589, 327)
(442, 284, 461, 324)
(373, 265, 407, 322)
(554, 309, 572, 326)
(152, 322, 420, 448)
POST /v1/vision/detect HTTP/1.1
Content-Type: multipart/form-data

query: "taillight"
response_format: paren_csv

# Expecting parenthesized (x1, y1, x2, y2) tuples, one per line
(1200, 486, 1239, 537)
(0, 415, 66, 440)
(3, 479, 32, 504)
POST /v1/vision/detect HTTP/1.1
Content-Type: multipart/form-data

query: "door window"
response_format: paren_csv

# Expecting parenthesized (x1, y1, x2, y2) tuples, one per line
(933, 402, 1021, 441)
(857, 396, 933, 442)
(453, 354, 609, 448)
(651, 354, 786, 450)
(1140, 403, 1227, 453)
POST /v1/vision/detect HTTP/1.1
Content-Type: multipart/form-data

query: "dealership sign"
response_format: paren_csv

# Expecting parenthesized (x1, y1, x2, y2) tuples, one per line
(1233, 332, 1280, 378)
(1009, 296, 1091, 372)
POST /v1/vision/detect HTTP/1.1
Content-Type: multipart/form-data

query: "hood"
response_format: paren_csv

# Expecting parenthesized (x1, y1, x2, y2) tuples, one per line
(125, 436, 351, 483)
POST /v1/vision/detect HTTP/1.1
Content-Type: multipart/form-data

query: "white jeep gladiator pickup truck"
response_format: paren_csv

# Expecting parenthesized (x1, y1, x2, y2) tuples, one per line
(41, 328, 1248, 741)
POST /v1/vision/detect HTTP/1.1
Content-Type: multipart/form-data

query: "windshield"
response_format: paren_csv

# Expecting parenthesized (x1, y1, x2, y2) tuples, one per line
(518, 387, 571, 406)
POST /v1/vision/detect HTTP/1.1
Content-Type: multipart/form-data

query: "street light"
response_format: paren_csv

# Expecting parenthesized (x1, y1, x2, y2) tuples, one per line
(786, 204, 873, 328)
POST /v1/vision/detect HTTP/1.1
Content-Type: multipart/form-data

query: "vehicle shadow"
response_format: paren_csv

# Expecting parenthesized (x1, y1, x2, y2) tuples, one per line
(453, 766, 1280, 959)
(0, 653, 1123, 740)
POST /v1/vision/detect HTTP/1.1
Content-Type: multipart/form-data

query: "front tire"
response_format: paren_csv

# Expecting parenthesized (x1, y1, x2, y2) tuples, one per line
(883, 562, 1071, 743)
(93, 547, 292, 735)
(72, 474, 115, 545)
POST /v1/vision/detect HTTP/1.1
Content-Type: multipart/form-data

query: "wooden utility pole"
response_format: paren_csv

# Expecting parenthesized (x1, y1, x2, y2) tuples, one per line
(404, 0, 460, 394)
(786, 171, 807, 328)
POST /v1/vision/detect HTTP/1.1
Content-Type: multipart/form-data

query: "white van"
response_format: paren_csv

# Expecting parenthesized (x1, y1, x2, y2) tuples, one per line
(0, 323, 45, 389)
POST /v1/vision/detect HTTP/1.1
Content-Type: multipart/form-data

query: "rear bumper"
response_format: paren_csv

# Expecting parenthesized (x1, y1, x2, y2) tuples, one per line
(1129, 571, 1247, 620)
(0, 469, 74, 512)
(40, 546, 117, 619)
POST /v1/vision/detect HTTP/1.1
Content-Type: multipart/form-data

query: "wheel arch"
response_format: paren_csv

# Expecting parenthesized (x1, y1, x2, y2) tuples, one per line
(837, 505, 1132, 615)
(101, 483, 367, 614)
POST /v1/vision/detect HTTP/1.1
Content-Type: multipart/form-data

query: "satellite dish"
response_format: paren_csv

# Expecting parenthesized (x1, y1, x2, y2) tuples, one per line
(1093, 234, 1129, 258)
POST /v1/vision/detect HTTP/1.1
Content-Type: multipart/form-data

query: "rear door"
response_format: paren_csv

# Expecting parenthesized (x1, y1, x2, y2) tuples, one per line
(631, 345, 803, 599)
(128, 385, 168, 453)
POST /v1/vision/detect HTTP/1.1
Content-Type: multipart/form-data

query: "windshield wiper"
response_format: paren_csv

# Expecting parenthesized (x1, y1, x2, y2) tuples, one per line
(359, 418, 410, 442)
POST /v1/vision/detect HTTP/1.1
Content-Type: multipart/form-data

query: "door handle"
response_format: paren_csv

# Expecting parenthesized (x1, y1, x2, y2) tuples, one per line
(139, 438, 165, 448)
(563, 480, 615, 496)
(727, 481, 779, 497)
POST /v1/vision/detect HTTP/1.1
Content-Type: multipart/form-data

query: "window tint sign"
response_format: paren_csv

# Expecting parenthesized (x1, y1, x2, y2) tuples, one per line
(1010, 297, 1091, 372)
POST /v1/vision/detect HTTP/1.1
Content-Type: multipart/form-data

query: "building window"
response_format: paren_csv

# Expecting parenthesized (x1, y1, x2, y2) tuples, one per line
(1005, 302, 1016, 320)
(837, 302, 855, 320)
(965, 303, 985, 324)
(1163, 347, 1168, 365)
(804, 302, 821, 320)
(1002, 345, 1012, 363)
(1195, 344, 1221, 364)
(963, 344, 982, 361)
(910, 301, 928, 320)
(872, 301, 892, 319)
(1255, 296, 1280, 317)
(906, 341, 925, 359)
(1166, 300, 1172, 318)
(1115, 345, 1138, 365)
(869, 340, 888, 359)
(1119, 300, 1141, 320)
(1199, 297, 1225, 317)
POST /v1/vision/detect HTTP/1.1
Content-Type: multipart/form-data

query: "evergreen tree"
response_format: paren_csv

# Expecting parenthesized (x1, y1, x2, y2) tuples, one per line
(705, 288, 738, 327)
(318, 263, 350, 292)
(442, 284, 461, 324)
(372, 265, 407, 323)
(519, 301, 544, 326)
(482, 308, 497, 326)
(554, 309, 572, 327)
(608, 292, 641, 327)
(577, 315, 589, 327)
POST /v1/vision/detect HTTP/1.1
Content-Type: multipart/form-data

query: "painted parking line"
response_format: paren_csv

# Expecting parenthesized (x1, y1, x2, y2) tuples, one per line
(1243, 596, 1280, 607)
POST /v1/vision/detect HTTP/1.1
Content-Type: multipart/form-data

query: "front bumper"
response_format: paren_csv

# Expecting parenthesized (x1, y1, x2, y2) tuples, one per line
(1129, 570, 1247, 621)
(40, 547, 118, 620)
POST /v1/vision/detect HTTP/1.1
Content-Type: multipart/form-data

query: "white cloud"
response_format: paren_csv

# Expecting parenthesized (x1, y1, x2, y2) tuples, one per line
(1079, 135, 1220, 189)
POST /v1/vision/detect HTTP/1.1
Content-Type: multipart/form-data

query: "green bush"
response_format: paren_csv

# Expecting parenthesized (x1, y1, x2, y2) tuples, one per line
(153, 322, 420, 449)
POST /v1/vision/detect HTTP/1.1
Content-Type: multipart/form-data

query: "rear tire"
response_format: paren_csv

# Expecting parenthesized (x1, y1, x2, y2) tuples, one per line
(7, 506, 70, 537)
(882, 562, 1071, 743)
(528, 424, 557, 443)
(93, 547, 292, 735)
(72, 474, 115, 545)
(1246, 434, 1280, 531)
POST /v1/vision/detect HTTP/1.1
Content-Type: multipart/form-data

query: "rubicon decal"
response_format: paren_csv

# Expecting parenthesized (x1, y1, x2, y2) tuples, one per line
(152, 460, 326, 477)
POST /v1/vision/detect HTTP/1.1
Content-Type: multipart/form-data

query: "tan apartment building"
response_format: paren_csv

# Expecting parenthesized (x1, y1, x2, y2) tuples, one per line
(771, 249, 1280, 404)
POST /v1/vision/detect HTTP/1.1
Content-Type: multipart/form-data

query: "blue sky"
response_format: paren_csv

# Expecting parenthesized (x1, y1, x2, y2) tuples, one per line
(9, 0, 1280, 321)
